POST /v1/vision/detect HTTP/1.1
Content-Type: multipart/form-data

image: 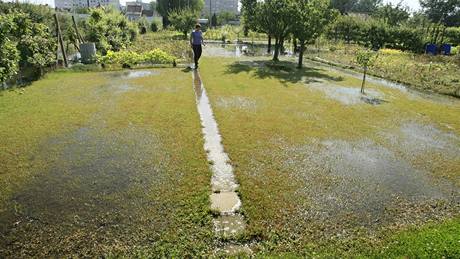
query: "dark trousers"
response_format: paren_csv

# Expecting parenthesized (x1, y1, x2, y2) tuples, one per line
(192, 44, 202, 67)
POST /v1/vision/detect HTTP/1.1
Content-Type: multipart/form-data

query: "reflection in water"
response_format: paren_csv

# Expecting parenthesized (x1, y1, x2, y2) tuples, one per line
(192, 70, 238, 192)
(192, 70, 246, 239)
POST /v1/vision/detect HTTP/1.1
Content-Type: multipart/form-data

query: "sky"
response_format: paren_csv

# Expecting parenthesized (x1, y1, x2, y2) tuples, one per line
(5, 0, 421, 12)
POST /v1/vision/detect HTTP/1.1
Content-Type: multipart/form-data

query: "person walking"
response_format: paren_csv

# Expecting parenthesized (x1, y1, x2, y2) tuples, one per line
(190, 24, 205, 69)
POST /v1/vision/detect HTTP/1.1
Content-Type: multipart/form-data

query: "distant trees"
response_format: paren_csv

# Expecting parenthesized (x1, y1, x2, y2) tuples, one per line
(330, 0, 358, 14)
(169, 8, 198, 37)
(373, 3, 409, 26)
(330, 0, 381, 14)
(250, 0, 336, 63)
(254, 0, 295, 61)
(420, 0, 460, 27)
(241, 0, 257, 34)
(420, 0, 460, 45)
(156, 0, 203, 27)
(292, 0, 338, 68)
(217, 11, 237, 25)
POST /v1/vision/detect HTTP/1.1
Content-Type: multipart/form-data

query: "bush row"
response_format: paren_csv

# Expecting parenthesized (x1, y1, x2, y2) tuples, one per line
(96, 49, 175, 68)
(0, 3, 57, 85)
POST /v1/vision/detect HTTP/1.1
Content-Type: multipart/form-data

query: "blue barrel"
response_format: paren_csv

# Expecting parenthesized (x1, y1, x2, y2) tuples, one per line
(425, 44, 437, 55)
(441, 44, 451, 55)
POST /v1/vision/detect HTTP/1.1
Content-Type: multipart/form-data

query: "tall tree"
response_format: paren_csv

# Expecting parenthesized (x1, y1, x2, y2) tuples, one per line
(352, 0, 382, 14)
(241, 0, 257, 35)
(169, 8, 198, 37)
(420, 0, 460, 44)
(420, 0, 460, 26)
(330, 0, 358, 14)
(373, 2, 410, 26)
(291, 0, 338, 68)
(156, 0, 203, 27)
(255, 0, 295, 61)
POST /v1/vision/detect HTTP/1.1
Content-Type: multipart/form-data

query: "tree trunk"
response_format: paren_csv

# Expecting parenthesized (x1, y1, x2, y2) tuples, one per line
(267, 35, 272, 53)
(280, 37, 285, 54)
(297, 40, 305, 69)
(162, 16, 170, 28)
(293, 38, 297, 54)
(361, 66, 367, 94)
(273, 37, 280, 61)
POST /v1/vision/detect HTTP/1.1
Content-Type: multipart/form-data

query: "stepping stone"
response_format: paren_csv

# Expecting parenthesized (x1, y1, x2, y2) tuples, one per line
(210, 192, 241, 214)
(213, 214, 246, 237)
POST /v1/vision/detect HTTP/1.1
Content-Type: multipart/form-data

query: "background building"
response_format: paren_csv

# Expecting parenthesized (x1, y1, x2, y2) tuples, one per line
(203, 0, 238, 15)
(54, 0, 120, 10)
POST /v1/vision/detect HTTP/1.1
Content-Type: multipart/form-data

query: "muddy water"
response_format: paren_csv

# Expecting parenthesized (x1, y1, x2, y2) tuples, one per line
(305, 59, 459, 104)
(278, 135, 459, 236)
(191, 71, 246, 240)
(203, 43, 271, 58)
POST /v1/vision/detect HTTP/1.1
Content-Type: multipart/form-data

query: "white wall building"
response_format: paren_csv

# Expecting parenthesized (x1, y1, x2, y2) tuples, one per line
(55, 0, 120, 10)
(203, 0, 239, 15)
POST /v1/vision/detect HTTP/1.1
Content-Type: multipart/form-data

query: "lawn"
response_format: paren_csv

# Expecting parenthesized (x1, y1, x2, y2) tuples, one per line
(199, 56, 460, 256)
(0, 69, 214, 257)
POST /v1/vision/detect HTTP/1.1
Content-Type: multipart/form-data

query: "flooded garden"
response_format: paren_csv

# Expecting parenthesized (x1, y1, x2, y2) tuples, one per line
(1, 42, 459, 257)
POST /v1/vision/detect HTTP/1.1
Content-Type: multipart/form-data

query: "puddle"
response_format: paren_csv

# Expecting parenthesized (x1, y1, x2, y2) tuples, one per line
(210, 192, 241, 214)
(0, 125, 170, 256)
(279, 138, 459, 232)
(382, 122, 460, 160)
(192, 71, 239, 193)
(214, 214, 246, 236)
(106, 70, 159, 79)
(306, 59, 459, 104)
(307, 78, 385, 105)
(192, 71, 247, 245)
(204, 43, 271, 58)
(216, 96, 257, 111)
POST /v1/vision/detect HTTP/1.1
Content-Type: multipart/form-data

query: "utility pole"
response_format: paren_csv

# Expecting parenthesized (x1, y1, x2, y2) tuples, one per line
(209, 0, 212, 27)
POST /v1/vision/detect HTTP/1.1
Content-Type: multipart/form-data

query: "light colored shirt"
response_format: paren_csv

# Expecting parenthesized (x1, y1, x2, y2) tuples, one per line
(191, 30, 203, 45)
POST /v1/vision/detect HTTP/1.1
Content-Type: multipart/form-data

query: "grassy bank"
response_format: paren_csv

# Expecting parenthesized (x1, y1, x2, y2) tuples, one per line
(0, 68, 214, 257)
(199, 56, 460, 256)
(304, 44, 460, 97)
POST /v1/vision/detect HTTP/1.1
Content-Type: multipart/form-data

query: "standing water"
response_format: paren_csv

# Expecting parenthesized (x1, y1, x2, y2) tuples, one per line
(192, 70, 250, 253)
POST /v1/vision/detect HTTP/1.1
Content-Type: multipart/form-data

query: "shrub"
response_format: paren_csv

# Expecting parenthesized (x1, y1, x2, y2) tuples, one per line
(138, 16, 148, 34)
(151, 21, 158, 32)
(0, 6, 57, 84)
(0, 38, 20, 85)
(451, 46, 459, 55)
(364, 19, 389, 50)
(82, 8, 137, 55)
(444, 27, 460, 46)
